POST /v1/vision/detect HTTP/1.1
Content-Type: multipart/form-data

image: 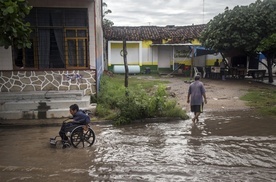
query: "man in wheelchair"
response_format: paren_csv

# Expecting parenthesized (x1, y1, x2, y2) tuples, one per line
(59, 104, 90, 148)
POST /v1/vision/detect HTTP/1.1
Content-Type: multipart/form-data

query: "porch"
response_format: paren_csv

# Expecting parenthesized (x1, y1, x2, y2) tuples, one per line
(0, 90, 96, 120)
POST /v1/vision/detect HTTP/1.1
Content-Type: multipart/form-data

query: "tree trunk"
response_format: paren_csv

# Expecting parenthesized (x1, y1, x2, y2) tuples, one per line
(221, 53, 229, 68)
(267, 57, 274, 83)
(123, 39, 129, 88)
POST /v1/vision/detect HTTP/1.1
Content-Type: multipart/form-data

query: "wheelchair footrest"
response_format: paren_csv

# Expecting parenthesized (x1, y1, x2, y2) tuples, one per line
(50, 138, 57, 145)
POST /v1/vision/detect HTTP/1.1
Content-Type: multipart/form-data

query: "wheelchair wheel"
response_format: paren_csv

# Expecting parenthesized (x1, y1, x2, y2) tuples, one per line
(70, 125, 95, 148)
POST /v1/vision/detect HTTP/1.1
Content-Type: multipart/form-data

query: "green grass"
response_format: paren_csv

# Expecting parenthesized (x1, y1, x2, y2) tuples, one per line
(240, 88, 276, 116)
(95, 74, 188, 124)
(108, 74, 170, 90)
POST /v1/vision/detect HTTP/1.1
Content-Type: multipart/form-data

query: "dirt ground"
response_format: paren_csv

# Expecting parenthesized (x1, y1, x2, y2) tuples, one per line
(159, 76, 273, 113)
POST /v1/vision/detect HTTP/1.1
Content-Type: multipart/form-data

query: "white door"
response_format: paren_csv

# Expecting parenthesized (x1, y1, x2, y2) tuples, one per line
(158, 46, 172, 68)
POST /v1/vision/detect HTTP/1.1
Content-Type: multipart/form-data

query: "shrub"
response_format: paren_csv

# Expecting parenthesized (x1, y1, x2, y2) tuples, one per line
(96, 75, 188, 125)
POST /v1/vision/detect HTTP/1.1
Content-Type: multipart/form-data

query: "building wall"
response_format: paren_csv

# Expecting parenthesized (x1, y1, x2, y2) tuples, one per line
(107, 39, 223, 73)
(0, 47, 12, 70)
(206, 54, 223, 66)
(158, 46, 172, 68)
(94, 0, 104, 91)
(0, 70, 96, 95)
(28, 0, 97, 69)
(108, 41, 142, 66)
(142, 40, 155, 66)
(111, 43, 140, 65)
(0, 0, 102, 95)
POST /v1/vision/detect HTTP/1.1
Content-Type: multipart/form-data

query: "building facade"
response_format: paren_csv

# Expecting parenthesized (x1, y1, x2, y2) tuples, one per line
(0, 0, 104, 95)
(104, 25, 222, 75)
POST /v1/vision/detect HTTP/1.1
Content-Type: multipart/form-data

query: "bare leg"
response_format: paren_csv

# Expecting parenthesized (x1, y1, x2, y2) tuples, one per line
(192, 112, 196, 123)
(193, 112, 201, 123)
(195, 112, 201, 122)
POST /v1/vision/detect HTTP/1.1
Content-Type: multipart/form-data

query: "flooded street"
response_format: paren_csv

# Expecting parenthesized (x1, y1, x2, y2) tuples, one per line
(1, 110, 276, 181)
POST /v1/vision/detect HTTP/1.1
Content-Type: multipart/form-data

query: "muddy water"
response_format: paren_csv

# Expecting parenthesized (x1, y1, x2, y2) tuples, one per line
(0, 111, 276, 181)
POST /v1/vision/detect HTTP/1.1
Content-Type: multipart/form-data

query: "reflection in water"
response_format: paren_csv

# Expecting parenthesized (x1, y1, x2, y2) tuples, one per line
(0, 111, 276, 181)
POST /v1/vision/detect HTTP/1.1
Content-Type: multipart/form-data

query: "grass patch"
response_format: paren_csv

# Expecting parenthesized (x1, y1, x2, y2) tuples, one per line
(95, 74, 188, 125)
(240, 88, 276, 116)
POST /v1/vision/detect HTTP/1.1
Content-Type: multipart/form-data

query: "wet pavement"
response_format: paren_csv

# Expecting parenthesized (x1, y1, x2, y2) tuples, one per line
(0, 110, 276, 181)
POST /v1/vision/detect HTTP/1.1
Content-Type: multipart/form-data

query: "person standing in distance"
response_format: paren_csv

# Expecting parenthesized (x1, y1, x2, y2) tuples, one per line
(187, 75, 207, 124)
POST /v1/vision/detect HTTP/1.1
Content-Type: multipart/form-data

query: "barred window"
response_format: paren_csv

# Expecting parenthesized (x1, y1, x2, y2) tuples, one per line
(13, 8, 89, 69)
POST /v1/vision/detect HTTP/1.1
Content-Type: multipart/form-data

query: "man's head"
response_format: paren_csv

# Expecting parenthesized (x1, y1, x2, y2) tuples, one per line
(69, 104, 79, 115)
(195, 75, 201, 81)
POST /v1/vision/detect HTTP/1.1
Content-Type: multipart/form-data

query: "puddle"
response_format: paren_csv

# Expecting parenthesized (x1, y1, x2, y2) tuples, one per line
(0, 110, 276, 181)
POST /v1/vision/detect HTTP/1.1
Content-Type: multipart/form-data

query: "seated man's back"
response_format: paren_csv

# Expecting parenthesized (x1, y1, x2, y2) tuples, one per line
(72, 110, 90, 125)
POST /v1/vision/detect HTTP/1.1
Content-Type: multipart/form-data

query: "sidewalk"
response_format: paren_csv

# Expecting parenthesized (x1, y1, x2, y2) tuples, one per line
(0, 118, 113, 127)
(0, 118, 66, 127)
(251, 77, 276, 86)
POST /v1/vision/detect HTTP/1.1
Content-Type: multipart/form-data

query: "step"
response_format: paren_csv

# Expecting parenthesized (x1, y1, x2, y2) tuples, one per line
(0, 90, 84, 102)
(0, 104, 97, 120)
(0, 96, 91, 111)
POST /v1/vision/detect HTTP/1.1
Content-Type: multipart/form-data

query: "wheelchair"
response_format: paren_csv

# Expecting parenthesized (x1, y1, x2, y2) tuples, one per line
(50, 114, 96, 148)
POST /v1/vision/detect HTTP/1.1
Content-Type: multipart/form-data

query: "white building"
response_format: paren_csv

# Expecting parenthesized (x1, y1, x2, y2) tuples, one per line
(0, 0, 104, 95)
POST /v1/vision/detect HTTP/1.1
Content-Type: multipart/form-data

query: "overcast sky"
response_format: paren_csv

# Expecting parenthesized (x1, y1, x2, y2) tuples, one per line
(103, 0, 257, 26)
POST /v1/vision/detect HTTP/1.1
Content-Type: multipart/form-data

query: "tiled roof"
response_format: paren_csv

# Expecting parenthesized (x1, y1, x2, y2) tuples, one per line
(104, 24, 206, 44)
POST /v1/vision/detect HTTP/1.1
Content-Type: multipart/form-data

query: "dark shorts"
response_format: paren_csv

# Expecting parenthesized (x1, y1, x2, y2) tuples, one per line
(191, 103, 204, 113)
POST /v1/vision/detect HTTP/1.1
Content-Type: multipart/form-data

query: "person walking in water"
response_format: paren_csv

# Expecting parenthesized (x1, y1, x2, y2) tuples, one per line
(187, 75, 207, 124)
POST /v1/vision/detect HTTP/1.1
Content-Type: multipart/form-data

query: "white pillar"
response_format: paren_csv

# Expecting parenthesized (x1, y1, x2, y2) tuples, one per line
(139, 41, 142, 66)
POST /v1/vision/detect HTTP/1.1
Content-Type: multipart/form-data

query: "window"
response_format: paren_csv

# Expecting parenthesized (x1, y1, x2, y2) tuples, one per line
(13, 8, 89, 69)
(66, 29, 88, 68)
(174, 46, 191, 58)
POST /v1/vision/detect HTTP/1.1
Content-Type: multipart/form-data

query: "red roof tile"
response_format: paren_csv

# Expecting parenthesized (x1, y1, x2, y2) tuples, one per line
(104, 24, 206, 44)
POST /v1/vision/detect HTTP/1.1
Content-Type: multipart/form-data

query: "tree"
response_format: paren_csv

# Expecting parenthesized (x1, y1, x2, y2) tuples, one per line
(200, 0, 276, 83)
(0, 0, 32, 49)
(102, 2, 114, 29)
